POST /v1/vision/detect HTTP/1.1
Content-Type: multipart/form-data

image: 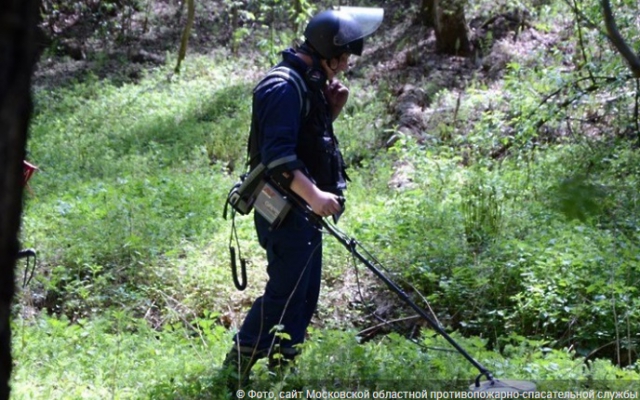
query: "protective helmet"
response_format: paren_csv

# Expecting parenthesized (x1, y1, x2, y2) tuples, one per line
(304, 7, 384, 60)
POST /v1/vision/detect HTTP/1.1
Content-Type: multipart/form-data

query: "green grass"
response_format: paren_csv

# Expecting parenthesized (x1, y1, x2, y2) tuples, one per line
(12, 316, 640, 399)
(12, 312, 227, 400)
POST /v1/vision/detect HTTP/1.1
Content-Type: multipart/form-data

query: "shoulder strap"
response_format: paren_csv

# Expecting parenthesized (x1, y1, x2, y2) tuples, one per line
(246, 65, 311, 169)
(254, 65, 310, 118)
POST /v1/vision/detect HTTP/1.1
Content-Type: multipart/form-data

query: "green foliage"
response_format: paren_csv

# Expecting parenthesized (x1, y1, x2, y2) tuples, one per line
(222, 0, 316, 60)
(334, 79, 392, 166)
(11, 316, 640, 398)
(23, 57, 256, 320)
(549, 175, 606, 222)
(348, 132, 640, 361)
(11, 313, 227, 400)
(460, 167, 505, 251)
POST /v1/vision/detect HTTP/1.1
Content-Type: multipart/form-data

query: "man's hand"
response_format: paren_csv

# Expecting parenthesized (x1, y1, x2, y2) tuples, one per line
(324, 80, 349, 120)
(290, 170, 343, 217)
(308, 190, 342, 217)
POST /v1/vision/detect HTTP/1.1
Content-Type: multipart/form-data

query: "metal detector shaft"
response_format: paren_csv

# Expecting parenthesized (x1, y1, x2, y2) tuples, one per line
(318, 217, 494, 383)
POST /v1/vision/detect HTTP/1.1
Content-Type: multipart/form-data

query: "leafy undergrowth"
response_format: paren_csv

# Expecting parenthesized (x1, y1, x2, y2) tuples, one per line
(12, 314, 640, 400)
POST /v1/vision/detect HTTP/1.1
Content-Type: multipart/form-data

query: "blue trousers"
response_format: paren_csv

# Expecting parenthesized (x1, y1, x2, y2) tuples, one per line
(235, 208, 323, 352)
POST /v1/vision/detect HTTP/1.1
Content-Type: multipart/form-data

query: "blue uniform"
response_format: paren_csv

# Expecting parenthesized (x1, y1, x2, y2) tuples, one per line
(254, 51, 305, 170)
(235, 49, 344, 354)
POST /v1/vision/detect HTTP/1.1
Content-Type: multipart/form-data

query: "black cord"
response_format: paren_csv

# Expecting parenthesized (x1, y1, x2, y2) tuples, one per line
(228, 211, 247, 291)
(16, 249, 37, 288)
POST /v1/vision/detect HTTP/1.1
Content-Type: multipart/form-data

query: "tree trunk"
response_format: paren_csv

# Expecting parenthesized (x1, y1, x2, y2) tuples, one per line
(293, 0, 303, 33)
(430, 0, 472, 56)
(174, 0, 195, 73)
(419, 0, 436, 27)
(0, 0, 40, 399)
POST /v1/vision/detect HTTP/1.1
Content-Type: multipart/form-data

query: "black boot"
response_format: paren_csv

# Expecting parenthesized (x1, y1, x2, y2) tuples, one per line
(221, 346, 267, 392)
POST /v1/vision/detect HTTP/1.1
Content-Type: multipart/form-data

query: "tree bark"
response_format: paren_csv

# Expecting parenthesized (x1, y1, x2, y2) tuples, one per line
(0, 0, 40, 399)
(174, 0, 195, 73)
(428, 0, 472, 57)
(293, 0, 303, 33)
(419, 0, 436, 27)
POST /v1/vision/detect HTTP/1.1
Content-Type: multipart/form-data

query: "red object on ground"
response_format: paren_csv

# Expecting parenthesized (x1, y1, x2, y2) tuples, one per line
(23, 161, 38, 187)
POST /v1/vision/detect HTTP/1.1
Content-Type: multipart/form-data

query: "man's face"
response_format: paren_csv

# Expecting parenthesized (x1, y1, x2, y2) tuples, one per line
(321, 53, 351, 80)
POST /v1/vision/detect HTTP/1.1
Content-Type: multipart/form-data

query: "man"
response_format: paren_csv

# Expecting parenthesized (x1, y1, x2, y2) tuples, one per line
(222, 7, 383, 389)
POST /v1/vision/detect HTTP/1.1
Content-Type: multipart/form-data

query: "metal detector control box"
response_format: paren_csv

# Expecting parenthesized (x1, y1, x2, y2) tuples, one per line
(226, 162, 292, 229)
(253, 181, 291, 229)
(227, 163, 267, 215)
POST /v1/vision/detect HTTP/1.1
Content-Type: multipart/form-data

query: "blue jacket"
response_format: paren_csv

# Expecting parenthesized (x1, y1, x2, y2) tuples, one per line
(249, 48, 347, 194)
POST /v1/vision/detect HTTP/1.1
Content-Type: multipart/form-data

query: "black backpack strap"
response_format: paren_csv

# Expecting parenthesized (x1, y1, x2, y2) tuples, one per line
(246, 65, 310, 169)
(254, 65, 310, 118)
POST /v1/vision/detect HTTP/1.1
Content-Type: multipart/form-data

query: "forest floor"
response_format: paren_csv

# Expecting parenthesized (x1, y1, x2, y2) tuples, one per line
(34, 0, 564, 117)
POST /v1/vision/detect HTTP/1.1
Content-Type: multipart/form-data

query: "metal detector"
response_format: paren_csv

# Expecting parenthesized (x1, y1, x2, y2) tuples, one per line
(287, 191, 537, 393)
(223, 169, 536, 392)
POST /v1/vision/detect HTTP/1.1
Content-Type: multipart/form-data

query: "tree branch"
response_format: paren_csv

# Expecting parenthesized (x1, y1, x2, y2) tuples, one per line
(601, 0, 640, 78)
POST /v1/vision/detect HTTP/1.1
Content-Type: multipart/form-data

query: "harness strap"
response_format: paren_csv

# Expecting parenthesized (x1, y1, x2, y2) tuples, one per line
(254, 66, 310, 117)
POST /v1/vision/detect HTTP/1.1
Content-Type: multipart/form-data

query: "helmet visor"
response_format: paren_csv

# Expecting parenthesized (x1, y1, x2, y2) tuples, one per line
(334, 6, 384, 45)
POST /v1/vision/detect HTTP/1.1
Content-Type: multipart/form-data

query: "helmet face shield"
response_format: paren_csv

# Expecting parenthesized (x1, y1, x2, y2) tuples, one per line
(333, 15, 363, 48)
(304, 7, 384, 59)
(334, 6, 384, 44)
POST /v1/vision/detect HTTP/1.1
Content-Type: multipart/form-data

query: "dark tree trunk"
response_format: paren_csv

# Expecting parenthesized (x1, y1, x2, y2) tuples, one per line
(293, 0, 303, 33)
(0, 0, 40, 399)
(430, 0, 472, 56)
(419, 0, 436, 27)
